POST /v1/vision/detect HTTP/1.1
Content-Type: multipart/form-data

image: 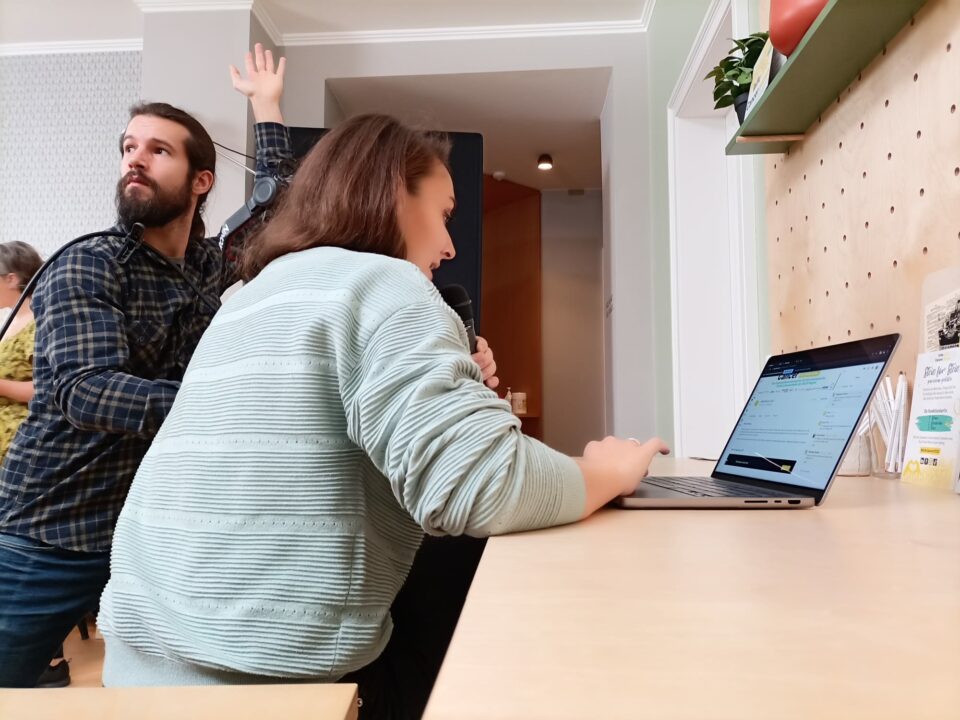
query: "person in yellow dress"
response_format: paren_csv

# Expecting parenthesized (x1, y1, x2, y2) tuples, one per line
(0, 241, 43, 459)
(0, 242, 66, 687)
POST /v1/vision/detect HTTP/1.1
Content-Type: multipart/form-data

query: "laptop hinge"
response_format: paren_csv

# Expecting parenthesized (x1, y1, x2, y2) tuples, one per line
(710, 470, 820, 498)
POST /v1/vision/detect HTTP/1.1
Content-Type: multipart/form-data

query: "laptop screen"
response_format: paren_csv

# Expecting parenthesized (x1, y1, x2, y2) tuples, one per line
(714, 335, 899, 491)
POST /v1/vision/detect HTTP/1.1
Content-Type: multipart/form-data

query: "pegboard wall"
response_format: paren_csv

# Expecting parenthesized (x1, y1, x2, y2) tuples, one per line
(766, 0, 960, 383)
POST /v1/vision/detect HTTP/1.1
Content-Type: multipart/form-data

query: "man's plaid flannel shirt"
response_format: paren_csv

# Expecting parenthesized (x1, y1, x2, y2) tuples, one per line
(0, 122, 292, 552)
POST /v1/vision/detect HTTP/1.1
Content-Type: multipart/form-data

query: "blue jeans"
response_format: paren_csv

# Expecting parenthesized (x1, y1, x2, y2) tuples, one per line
(0, 532, 110, 687)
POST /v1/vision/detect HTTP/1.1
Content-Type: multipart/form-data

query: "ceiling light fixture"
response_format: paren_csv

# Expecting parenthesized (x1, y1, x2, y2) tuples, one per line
(537, 154, 553, 171)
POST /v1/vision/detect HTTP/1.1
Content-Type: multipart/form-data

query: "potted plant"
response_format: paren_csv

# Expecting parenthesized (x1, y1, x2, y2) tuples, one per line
(704, 31, 769, 124)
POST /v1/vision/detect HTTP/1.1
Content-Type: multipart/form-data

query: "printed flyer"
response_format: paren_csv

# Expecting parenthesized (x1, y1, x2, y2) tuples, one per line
(901, 348, 960, 491)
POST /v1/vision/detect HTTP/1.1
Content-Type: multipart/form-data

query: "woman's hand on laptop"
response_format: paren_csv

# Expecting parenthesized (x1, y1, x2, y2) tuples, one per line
(575, 436, 670, 518)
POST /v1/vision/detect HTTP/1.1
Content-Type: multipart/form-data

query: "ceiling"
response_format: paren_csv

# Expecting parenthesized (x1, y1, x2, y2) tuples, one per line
(266, 0, 653, 34)
(0, 0, 656, 43)
(328, 68, 610, 190)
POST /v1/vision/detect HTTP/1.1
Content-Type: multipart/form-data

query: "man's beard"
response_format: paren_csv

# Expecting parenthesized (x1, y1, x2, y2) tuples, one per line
(116, 171, 193, 229)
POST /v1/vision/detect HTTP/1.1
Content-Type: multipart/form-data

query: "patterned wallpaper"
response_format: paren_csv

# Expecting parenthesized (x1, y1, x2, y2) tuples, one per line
(0, 52, 141, 257)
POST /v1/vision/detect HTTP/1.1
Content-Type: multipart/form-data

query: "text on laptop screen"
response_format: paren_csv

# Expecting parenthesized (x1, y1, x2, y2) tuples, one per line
(716, 348, 891, 490)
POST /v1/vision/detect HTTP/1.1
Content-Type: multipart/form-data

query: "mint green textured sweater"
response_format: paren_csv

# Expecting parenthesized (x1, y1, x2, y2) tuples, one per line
(99, 247, 585, 681)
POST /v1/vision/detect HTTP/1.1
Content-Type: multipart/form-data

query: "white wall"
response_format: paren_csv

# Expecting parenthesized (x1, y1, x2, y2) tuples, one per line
(645, 0, 716, 449)
(0, 0, 141, 45)
(542, 190, 605, 454)
(0, 51, 140, 253)
(601, 95, 615, 435)
(601, 62, 656, 439)
(664, 0, 765, 459)
(281, 33, 655, 439)
(141, 10, 257, 239)
(323, 84, 346, 128)
(673, 117, 738, 458)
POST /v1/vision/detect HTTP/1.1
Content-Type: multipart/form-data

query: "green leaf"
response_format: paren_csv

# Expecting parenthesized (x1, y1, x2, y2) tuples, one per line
(715, 95, 735, 109)
(713, 83, 731, 101)
(707, 33, 770, 91)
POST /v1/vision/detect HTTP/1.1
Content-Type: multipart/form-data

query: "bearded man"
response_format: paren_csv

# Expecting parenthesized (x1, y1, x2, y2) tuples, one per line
(0, 45, 291, 687)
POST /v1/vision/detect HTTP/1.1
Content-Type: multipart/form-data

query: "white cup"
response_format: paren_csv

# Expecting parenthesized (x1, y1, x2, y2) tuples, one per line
(511, 392, 527, 415)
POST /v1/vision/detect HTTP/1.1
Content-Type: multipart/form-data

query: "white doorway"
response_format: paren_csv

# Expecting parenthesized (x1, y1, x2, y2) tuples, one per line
(667, 0, 762, 459)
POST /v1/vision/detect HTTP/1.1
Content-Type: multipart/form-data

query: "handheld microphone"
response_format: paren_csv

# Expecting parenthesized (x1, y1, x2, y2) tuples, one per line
(439, 284, 478, 353)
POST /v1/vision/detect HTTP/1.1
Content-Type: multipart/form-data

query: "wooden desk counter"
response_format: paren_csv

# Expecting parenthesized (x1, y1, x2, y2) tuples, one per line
(0, 683, 358, 720)
(425, 458, 960, 720)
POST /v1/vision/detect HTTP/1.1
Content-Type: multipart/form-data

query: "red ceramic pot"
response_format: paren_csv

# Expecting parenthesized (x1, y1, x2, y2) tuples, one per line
(770, 0, 829, 56)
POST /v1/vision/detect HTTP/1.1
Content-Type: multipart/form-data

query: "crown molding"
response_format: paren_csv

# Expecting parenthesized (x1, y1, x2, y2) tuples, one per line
(4, 1, 655, 54)
(669, 0, 729, 112)
(639, 0, 658, 30)
(132, 0, 280, 45)
(0, 38, 143, 57)
(283, 18, 652, 47)
(133, 0, 252, 10)
(250, 3, 282, 46)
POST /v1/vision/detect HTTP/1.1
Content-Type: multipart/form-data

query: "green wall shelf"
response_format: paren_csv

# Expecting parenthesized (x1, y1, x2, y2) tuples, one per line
(725, 0, 930, 156)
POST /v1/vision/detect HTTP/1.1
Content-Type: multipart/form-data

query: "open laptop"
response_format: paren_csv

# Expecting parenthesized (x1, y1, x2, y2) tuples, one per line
(618, 333, 901, 509)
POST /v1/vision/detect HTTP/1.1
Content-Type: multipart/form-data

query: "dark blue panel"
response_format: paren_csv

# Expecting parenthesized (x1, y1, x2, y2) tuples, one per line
(431, 132, 484, 332)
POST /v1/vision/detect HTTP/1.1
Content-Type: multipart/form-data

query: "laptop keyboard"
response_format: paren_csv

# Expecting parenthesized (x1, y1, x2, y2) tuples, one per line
(643, 476, 797, 498)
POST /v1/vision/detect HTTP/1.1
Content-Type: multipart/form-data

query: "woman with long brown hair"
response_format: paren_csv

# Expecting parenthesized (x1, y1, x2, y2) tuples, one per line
(98, 113, 668, 716)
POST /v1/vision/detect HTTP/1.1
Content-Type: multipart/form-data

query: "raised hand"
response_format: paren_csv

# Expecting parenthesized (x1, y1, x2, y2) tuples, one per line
(229, 42, 285, 124)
